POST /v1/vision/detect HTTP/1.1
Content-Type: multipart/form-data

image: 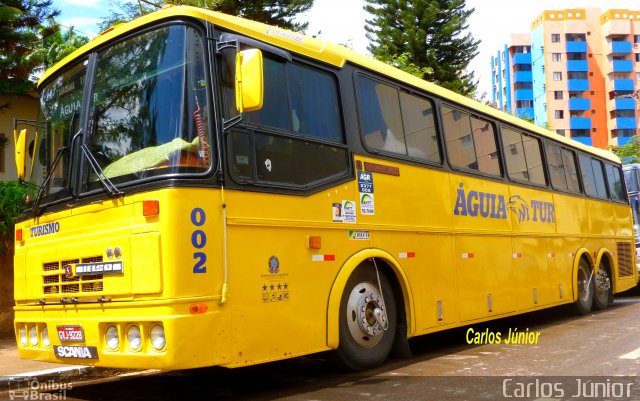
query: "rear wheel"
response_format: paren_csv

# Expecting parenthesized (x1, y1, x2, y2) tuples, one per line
(593, 261, 613, 310)
(575, 258, 593, 315)
(334, 264, 397, 371)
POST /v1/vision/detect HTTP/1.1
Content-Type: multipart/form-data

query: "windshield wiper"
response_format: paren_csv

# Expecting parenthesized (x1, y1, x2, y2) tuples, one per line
(80, 143, 123, 198)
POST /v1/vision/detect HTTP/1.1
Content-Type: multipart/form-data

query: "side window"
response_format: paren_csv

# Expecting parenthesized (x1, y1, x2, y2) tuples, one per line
(501, 126, 546, 185)
(562, 148, 580, 193)
(442, 105, 500, 176)
(228, 58, 349, 187)
(545, 143, 567, 191)
(579, 155, 607, 199)
(545, 142, 580, 194)
(356, 75, 440, 162)
(605, 163, 627, 202)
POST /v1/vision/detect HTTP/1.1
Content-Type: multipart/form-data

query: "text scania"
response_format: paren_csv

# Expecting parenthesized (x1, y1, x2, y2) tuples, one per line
(30, 222, 61, 238)
(453, 184, 555, 223)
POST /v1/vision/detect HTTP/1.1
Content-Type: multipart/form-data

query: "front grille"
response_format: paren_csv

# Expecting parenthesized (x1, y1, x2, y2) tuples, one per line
(617, 242, 634, 277)
(42, 256, 104, 295)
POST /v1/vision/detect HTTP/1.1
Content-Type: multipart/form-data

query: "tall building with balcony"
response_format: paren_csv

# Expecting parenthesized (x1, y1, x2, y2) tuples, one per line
(491, 34, 533, 119)
(490, 8, 640, 149)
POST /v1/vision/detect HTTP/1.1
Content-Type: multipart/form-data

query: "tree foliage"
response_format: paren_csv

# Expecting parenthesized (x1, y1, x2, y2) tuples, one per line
(610, 137, 640, 164)
(364, 0, 479, 97)
(0, 0, 59, 97)
(100, 0, 313, 32)
(0, 181, 29, 253)
(25, 27, 89, 71)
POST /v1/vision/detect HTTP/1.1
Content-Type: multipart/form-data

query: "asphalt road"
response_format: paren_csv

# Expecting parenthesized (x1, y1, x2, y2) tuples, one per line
(5, 289, 640, 401)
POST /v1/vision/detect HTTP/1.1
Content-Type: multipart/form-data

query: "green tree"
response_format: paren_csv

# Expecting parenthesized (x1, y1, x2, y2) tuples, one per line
(0, 0, 59, 97)
(611, 136, 640, 164)
(0, 181, 29, 253)
(25, 27, 89, 71)
(100, 0, 313, 32)
(364, 0, 479, 97)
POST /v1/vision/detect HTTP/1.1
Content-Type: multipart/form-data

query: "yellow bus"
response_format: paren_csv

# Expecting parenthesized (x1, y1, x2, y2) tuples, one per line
(13, 5, 637, 371)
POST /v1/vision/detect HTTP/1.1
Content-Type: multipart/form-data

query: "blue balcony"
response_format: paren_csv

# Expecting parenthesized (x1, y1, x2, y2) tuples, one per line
(618, 136, 634, 146)
(514, 89, 533, 101)
(568, 98, 591, 110)
(613, 60, 633, 72)
(513, 53, 531, 65)
(614, 79, 635, 91)
(515, 108, 534, 120)
(568, 79, 590, 91)
(616, 98, 637, 110)
(570, 117, 592, 130)
(566, 41, 587, 53)
(616, 117, 638, 129)
(571, 136, 593, 146)
(567, 60, 588, 72)
(513, 71, 532, 83)
(611, 41, 632, 54)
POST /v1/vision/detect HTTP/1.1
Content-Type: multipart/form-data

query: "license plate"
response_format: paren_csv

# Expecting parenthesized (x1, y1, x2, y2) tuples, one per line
(57, 325, 84, 342)
(54, 345, 98, 359)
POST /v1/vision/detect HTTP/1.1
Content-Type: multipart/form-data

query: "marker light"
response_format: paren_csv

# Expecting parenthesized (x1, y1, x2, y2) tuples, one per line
(15, 229, 23, 242)
(308, 236, 321, 249)
(143, 200, 160, 217)
(106, 325, 119, 350)
(127, 326, 142, 351)
(150, 325, 166, 350)
(42, 327, 50, 347)
(29, 326, 38, 346)
(19, 325, 28, 346)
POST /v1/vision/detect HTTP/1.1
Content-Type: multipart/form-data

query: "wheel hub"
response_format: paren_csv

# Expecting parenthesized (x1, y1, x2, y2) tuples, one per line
(346, 282, 388, 347)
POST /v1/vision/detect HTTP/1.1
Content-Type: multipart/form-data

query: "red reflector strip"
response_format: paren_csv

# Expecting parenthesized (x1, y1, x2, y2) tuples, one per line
(548, 253, 556, 258)
(513, 253, 522, 258)
(461, 253, 474, 259)
(312, 255, 335, 262)
(399, 252, 416, 259)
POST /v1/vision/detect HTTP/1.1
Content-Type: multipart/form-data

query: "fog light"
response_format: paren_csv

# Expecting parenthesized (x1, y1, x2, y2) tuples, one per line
(19, 325, 27, 346)
(150, 324, 166, 350)
(127, 326, 142, 351)
(42, 327, 50, 347)
(29, 326, 38, 346)
(106, 325, 119, 350)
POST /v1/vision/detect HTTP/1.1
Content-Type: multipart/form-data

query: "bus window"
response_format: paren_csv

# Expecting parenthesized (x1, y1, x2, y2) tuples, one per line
(579, 155, 608, 199)
(606, 163, 627, 202)
(545, 142, 567, 191)
(561, 148, 580, 193)
(441, 105, 499, 176)
(501, 127, 545, 185)
(399, 92, 440, 162)
(244, 58, 291, 131)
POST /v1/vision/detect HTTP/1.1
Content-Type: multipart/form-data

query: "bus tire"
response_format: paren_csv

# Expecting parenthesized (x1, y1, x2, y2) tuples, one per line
(575, 258, 593, 315)
(593, 261, 613, 310)
(334, 264, 397, 371)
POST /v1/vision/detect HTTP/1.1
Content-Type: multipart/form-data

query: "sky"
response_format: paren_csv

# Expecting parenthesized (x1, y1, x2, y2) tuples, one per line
(54, 0, 639, 96)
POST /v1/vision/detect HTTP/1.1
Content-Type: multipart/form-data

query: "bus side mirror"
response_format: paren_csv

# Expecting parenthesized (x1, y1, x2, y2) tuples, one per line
(235, 49, 263, 113)
(14, 128, 27, 180)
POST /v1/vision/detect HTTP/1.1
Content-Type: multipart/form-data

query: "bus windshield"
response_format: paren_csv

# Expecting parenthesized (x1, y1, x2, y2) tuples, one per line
(34, 24, 212, 205)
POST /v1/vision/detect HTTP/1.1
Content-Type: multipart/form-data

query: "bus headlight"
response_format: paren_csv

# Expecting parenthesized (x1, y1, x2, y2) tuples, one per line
(106, 325, 119, 350)
(127, 326, 142, 351)
(29, 326, 38, 346)
(150, 324, 166, 350)
(19, 325, 28, 346)
(42, 327, 50, 347)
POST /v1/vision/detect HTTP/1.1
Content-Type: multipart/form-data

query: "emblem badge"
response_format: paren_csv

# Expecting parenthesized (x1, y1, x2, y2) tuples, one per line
(268, 256, 280, 274)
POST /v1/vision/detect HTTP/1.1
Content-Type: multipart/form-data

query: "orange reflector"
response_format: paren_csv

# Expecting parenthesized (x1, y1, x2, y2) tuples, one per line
(143, 200, 159, 217)
(15, 229, 23, 242)
(308, 236, 321, 249)
(190, 303, 208, 314)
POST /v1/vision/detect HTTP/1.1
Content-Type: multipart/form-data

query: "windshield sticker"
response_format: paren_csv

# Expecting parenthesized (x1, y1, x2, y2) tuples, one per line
(453, 183, 555, 223)
(358, 171, 374, 193)
(30, 222, 60, 238)
(348, 230, 370, 240)
(342, 200, 357, 223)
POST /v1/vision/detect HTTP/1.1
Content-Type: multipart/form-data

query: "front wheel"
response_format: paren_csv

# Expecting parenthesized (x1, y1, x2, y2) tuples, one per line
(593, 261, 613, 310)
(575, 259, 593, 315)
(334, 264, 397, 371)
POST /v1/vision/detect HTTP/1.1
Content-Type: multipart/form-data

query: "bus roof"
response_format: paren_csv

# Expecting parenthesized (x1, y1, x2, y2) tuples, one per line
(39, 5, 620, 163)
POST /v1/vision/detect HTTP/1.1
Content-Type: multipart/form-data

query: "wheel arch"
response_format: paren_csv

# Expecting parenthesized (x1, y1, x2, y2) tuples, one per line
(326, 248, 415, 349)
(594, 248, 615, 293)
(572, 248, 594, 301)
